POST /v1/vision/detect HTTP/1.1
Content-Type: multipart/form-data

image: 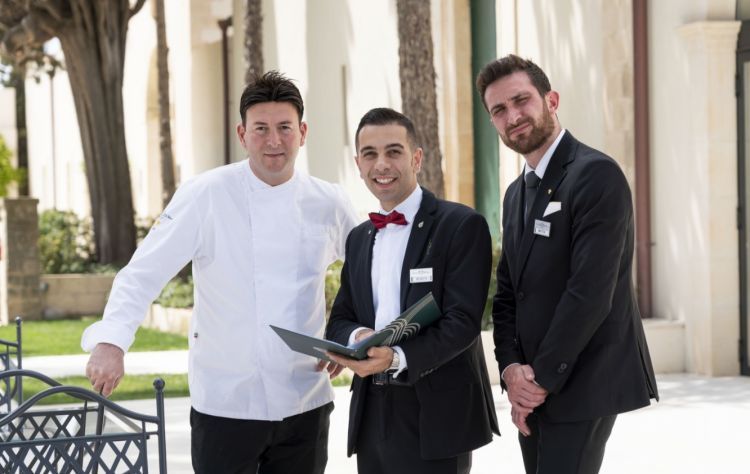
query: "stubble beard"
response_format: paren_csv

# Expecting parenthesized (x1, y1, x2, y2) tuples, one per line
(502, 105, 556, 155)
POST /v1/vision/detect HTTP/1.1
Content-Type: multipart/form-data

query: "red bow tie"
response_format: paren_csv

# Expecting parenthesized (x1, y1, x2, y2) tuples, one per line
(369, 211, 408, 229)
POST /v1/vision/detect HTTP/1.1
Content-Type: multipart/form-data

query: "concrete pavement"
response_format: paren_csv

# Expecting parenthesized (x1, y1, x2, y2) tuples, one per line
(21, 352, 750, 473)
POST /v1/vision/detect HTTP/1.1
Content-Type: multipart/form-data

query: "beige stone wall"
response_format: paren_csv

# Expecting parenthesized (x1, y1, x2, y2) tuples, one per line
(40, 274, 116, 318)
(434, 0, 475, 206)
(0, 198, 41, 324)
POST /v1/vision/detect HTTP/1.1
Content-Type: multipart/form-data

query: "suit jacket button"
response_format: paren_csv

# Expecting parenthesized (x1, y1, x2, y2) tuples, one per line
(557, 363, 568, 373)
(518, 291, 525, 300)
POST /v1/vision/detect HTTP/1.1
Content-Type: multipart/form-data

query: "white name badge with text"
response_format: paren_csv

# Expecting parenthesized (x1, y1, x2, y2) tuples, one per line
(410, 268, 433, 283)
(534, 219, 551, 238)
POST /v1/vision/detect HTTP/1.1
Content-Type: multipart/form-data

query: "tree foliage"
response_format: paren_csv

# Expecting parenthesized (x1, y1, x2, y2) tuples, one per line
(0, 0, 146, 265)
(0, 133, 23, 196)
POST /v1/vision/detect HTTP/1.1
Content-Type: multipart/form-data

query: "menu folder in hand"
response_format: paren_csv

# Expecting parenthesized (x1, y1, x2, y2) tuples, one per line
(270, 292, 440, 363)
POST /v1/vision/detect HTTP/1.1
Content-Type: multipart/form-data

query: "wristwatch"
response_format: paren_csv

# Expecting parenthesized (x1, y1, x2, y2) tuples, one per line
(388, 350, 400, 373)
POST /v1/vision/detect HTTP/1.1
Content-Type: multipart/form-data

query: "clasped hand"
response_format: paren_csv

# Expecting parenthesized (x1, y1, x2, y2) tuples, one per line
(505, 364, 548, 436)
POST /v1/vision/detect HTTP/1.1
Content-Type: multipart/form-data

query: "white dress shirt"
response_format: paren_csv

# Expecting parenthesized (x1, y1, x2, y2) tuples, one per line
(82, 161, 359, 420)
(349, 186, 423, 373)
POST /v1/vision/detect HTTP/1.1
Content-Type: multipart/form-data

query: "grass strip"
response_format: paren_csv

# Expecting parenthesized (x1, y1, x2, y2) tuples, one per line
(0, 318, 188, 357)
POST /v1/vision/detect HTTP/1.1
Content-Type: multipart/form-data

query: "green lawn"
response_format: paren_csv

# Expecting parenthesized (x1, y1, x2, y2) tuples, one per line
(0, 317, 188, 357)
(1, 318, 352, 402)
(21, 373, 190, 405)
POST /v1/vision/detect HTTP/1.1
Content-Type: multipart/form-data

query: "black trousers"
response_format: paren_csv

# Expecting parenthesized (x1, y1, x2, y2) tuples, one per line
(519, 412, 617, 474)
(356, 384, 471, 474)
(190, 402, 333, 474)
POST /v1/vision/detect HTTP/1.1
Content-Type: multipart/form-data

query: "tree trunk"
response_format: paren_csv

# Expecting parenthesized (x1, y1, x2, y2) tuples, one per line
(12, 75, 27, 196)
(396, 0, 445, 198)
(153, 0, 176, 208)
(244, 0, 264, 84)
(55, 2, 137, 265)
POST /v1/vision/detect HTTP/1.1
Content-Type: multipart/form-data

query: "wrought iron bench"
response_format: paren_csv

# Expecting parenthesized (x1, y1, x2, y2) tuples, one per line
(0, 317, 22, 415)
(0, 369, 167, 473)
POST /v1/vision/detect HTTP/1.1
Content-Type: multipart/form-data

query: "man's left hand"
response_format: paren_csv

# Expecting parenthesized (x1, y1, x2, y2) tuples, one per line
(326, 346, 394, 378)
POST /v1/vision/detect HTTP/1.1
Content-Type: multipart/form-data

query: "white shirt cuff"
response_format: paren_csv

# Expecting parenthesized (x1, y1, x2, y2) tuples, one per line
(348, 327, 371, 346)
(501, 362, 520, 383)
(392, 346, 407, 377)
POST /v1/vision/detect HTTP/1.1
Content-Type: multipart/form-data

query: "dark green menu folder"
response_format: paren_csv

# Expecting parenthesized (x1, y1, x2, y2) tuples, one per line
(270, 292, 440, 363)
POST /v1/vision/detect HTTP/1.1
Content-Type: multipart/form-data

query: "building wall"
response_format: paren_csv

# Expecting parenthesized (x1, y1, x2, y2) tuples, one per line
(650, 0, 739, 375)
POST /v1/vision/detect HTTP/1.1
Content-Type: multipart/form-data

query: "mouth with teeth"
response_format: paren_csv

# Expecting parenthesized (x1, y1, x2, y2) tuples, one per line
(373, 176, 397, 187)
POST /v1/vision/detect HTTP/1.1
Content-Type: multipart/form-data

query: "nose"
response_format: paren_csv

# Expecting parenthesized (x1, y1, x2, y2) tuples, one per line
(373, 154, 389, 173)
(266, 128, 282, 146)
(507, 106, 523, 126)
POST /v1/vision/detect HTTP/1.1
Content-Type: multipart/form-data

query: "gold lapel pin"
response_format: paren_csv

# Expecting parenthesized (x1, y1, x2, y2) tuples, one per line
(418, 221, 424, 228)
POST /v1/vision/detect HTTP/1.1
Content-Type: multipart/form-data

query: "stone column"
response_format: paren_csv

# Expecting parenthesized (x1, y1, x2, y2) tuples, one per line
(0, 198, 42, 325)
(677, 21, 741, 375)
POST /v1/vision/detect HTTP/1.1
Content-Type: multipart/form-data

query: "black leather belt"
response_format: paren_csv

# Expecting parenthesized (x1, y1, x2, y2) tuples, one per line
(371, 371, 412, 387)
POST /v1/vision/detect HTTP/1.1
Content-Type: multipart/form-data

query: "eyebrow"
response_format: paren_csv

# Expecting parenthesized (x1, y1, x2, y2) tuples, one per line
(491, 92, 531, 112)
(359, 143, 405, 154)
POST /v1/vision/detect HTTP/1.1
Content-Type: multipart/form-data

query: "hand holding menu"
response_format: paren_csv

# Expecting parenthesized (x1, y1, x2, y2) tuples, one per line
(270, 292, 440, 363)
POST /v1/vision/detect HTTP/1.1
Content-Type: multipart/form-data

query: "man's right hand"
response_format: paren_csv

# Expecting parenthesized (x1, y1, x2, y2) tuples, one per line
(86, 343, 125, 397)
(504, 364, 548, 413)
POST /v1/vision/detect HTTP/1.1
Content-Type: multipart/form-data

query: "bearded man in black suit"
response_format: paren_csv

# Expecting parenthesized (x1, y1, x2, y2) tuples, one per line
(326, 107, 499, 474)
(477, 54, 659, 474)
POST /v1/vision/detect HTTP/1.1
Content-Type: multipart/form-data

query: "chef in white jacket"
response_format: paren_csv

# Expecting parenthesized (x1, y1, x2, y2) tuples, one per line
(82, 71, 359, 474)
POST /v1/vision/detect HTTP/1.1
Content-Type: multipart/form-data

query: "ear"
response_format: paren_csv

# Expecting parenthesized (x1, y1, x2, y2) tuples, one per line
(545, 90, 560, 113)
(299, 121, 308, 146)
(412, 147, 424, 173)
(236, 123, 247, 146)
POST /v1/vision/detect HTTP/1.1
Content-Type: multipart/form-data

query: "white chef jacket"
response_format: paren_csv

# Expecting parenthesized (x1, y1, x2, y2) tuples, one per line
(81, 161, 359, 420)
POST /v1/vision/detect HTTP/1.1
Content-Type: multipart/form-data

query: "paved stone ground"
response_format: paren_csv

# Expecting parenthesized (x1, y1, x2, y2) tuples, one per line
(110, 373, 750, 474)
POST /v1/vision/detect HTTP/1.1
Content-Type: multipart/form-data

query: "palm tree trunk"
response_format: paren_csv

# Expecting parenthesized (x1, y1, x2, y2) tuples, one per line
(244, 0, 264, 83)
(153, 0, 176, 208)
(396, 0, 445, 198)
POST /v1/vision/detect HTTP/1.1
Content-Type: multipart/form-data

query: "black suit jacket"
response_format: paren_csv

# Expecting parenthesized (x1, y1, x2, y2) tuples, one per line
(493, 131, 659, 423)
(326, 188, 500, 460)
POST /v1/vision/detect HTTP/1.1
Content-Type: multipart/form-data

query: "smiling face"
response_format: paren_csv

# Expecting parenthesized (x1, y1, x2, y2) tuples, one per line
(236, 101, 307, 186)
(355, 123, 422, 211)
(483, 70, 560, 164)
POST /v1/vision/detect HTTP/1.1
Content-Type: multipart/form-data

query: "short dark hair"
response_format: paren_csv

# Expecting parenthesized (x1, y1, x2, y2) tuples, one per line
(475, 54, 552, 110)
(354, 108, 419, 151)
(239, 70, 304, 124)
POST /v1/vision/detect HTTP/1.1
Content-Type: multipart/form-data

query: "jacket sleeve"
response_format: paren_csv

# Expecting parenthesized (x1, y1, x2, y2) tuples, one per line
(492, 249, 522, 379)
(325, 231, 365, 345)
(81, 180, 203, 352)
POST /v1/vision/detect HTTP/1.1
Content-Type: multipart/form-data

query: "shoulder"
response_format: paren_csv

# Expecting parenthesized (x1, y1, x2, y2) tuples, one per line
(179, 162, 243, 194)
(300, 173, 348, 202)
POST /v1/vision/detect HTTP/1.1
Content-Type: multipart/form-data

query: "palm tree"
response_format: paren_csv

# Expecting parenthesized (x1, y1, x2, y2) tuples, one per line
(244, 0, 263, 83)
(153, 0, 176, 208)
(396, 0, 445, 197)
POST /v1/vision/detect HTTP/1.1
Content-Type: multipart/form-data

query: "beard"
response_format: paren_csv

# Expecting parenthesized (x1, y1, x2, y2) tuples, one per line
(501, 104, 556, 155)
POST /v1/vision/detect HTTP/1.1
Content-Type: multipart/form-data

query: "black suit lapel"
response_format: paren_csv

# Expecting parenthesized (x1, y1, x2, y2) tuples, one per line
(400, 188, 438, 311)
(514, 132, 577, 288)
(360, 222, 378, 328)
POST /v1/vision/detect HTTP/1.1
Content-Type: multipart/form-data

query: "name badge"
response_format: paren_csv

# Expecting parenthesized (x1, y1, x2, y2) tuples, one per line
(533, 219, 551, 238)
(410, 268, 433, 283)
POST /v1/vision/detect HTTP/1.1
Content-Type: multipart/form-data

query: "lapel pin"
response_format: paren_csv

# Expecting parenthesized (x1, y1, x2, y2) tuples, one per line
(547, 189, 552, 195)
(368, 229, 372, 235)
(418, 221, 424, 228)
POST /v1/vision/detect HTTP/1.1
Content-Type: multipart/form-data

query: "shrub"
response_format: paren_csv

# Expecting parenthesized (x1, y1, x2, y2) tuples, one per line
(156, 276, 194, 309)
(0, 134, 24, 196)
(38, 210, 97, 273)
